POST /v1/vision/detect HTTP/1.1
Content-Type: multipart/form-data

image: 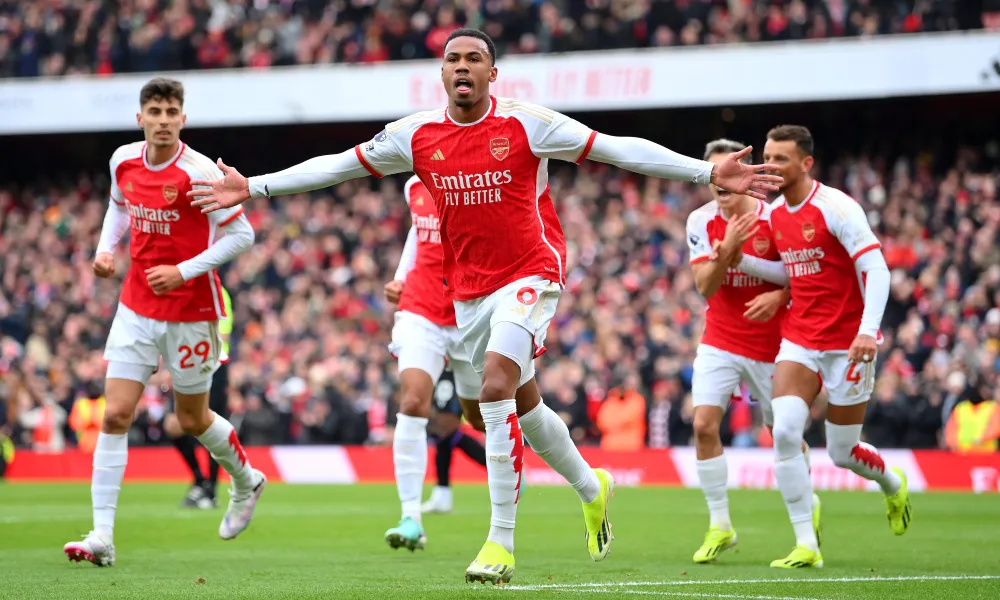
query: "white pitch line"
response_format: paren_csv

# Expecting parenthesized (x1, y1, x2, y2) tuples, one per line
(503, 574, 1000, 591)
(583, 589, 821, 600)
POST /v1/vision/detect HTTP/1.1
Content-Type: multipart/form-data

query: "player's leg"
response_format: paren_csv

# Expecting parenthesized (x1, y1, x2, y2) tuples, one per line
(822, 355, 910, 535)
(162, 412, 212, 509)
(423, 351, 486, 515)
(384, 312, 449, 550)
(64, 305, 156, 567)
(689, 346, 742, 564)
(203, 360, 232, 505)
(769, 341, 823, 568)
(165, 321, 263, 540)
(426, 410, 458, 514)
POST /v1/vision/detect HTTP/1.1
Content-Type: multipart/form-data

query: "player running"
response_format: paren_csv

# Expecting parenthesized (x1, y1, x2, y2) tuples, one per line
(63, 78, 262, 567)
(686, 139, 821, 565)
(735, 125, 911, 568)
(165, 285, 236, 509)
(187, 29, 782, 584)
(382, 174, 487, 551)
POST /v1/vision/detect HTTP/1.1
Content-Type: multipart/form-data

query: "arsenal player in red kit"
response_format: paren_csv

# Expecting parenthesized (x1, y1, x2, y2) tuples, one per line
(737, 125, 913, 568)
(188, 29, 782, 583)
(382, 174, 487, 552)
(63, 78, 263, 568)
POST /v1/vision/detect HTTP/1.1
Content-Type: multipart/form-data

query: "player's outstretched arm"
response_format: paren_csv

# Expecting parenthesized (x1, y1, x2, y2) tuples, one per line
(586, 135, 783, 200)
(188, 151, 374, 214)
(736, 255, 789, 286)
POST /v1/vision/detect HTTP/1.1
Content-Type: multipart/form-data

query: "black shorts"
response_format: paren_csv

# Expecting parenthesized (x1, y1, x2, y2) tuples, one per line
(209, 361, 230, 418)
(433, 369, 464, 417)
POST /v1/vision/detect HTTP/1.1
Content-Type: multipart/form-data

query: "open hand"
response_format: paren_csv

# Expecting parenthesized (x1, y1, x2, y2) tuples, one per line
(187, 158, 251, 214)
(744, 288, 790, 321)
(710, 146, 783, 200)
(145, 265, 185, 295)
(848, 334, 878, 363)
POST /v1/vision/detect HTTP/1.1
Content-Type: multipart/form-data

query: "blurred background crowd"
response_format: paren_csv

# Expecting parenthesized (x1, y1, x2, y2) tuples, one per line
(0, 0, 997, 456)
(0, 0, 997, 78)
(2, 143, 998, 452)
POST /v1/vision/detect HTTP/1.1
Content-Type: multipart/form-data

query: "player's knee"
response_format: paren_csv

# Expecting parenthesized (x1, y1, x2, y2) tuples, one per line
(771, 422, 804, 460)
(692, 411, 721, 448)
(480, 372, 516, 403)
(102, 401, 135, 433)
(174, 404, 213, 436)
(398, 390, 430, 418)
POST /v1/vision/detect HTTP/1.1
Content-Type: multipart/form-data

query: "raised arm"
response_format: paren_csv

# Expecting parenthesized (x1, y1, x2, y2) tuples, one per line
(189, 125, 414, 213)
(513, 103, 782, 199)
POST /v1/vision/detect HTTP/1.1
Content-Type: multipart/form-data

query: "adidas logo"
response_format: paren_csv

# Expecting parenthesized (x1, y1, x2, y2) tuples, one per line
(125, 181, 133, 191)
(431, 149, 445, 161)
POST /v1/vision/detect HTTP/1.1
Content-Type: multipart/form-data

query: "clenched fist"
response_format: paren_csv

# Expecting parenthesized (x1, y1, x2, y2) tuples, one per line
(384, 280, 404, 304)
(93, 253, 116, 278)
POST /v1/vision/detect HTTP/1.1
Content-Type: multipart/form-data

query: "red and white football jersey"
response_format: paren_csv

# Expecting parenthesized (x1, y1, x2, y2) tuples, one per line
(356, 96, 597, 301)
(398, 176, 456, 327)
(686, 199, 785, 363)
(110, 142, 245, 322)
(769, 181, 882, 351)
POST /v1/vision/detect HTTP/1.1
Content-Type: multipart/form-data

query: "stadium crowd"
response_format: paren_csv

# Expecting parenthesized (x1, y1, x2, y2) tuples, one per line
(1, 143, 997, 453)
(0, 0, 994, 78)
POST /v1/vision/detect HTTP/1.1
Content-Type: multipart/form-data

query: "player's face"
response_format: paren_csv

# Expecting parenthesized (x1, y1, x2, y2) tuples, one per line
(706, 151, 750, 211)
(763, 139, 813, 192)
(137, 97, 186, 149)
(441, 37, 497, 108)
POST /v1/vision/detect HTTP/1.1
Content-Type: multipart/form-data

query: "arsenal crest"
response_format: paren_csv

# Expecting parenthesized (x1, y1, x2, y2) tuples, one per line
(753, 236, 770, 256)
(801, 221, 815, 242)
(490, 138, 510, 161)
(162, 184, 179, 204)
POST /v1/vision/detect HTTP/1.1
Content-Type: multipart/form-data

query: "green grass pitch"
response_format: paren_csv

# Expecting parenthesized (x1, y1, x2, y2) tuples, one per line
(2, 483, 999, 599)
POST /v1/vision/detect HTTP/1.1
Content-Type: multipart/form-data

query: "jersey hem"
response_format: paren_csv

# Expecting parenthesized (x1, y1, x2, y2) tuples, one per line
(218, 207, 245, 227)
(448, 270, 562, 302)
(851, 243, 882, 261)
(575, 131, 598, 164)
(120, 299, 222, 324)
(700, 341, 779, 364)
(690, 255, 711, 265)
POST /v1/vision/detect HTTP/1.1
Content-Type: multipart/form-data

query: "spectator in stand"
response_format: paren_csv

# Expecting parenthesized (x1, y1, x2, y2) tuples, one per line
(0, 0, 990, 79)
(596, 375, 647, 451)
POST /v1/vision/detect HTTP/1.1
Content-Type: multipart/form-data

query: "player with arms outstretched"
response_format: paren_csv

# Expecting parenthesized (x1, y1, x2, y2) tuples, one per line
(736, 125, 911, 568)
(187, 29, 782, 583)
(63, 78, 263, 567)
(686, 139, 820, 565)
(382, 174, 487, 551)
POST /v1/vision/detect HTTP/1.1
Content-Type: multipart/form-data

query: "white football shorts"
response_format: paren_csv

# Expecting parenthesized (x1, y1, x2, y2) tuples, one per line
(692, 344, 775, 425)
(453, 275, 560, 388)
(388, 310, 481, 400)
(104, 303, 221, 394)
(775, 338, 875, 406)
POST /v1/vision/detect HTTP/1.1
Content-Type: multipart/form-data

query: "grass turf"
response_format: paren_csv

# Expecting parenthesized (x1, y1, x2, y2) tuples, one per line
(1, 483, 999, 599)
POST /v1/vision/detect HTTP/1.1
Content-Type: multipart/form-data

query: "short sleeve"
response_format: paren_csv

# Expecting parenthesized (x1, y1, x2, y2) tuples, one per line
(355, 126, 413, 178)
(109, 158, 125, 206)
(832, 198, 881, 261)
(509, 103, 596, 163)
(686, 211, 713, 264)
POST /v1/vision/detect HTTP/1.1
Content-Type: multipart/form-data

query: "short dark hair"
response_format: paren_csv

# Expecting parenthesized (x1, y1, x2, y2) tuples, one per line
(703, 138, 748, 162)
(767, 125, 813, 157)
(444, 28, 497, 65)
(140, 77, 184, 107)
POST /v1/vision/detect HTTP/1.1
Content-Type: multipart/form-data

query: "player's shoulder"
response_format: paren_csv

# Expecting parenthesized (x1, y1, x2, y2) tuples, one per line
(110, 141, 144, 168)
(493, 97, 560, 123)
(387, 107, 448, 137)
(769, 195, 788, 212)
(687, 201, 718, 229)
(811, 182, 867, 223)
(404, 174, 425, 200)
(175, 144, 223, 181)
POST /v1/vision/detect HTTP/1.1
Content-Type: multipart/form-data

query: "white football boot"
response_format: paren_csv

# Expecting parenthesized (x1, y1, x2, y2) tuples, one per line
(219, 469, 267, 540)
(421, 486, 453, 514)
(64, 531, 116, 567)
